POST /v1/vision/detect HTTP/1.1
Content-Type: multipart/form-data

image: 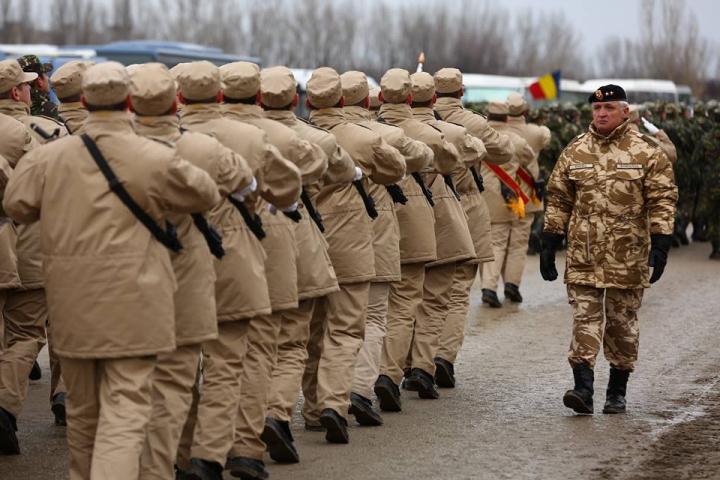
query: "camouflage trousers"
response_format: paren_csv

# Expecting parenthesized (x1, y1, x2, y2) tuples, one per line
(567, 284, 644, 372)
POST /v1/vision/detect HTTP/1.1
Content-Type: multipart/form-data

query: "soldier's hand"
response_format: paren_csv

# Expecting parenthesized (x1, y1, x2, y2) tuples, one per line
(540, 232, 565, 281)
(642, 118, 660, 135)
(648, 234, 673, 284)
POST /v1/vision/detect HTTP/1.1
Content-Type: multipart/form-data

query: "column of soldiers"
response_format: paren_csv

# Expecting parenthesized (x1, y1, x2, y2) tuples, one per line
(0, 53, 683, 480)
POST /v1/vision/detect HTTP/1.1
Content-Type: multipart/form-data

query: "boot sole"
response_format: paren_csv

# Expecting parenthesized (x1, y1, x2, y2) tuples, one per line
(260, 423, 299, 463)
(319, 413, 349, 444)
(563, 391, 593, 414)
(348, 402, 383, 426)
(228, 464, 269, 480)
(406, 378, 440, 399)
(374, 382, 402, 412)
(482, 297, 502, 308)
(52, 402, 67, 426)
(602, 406, 626, 414)
(434, 361, 455, 389)
(504, 291, 523, 303)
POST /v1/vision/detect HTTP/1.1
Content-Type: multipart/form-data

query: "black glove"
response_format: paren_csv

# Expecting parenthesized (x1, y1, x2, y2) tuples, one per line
(534, 178, 546, 201)
(540, 232, 565, 281)
(648, 234, 673, 284)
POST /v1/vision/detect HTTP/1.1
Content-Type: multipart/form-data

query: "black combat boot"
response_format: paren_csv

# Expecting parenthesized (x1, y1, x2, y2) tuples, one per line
(180, 458, 224, 480)
(319, 408, 349, 444)
(504, 283, 523, 303)
(602, 368, 630, 414)
(349, 392, 383, 426)
(406, 368, 440, 399)
(29, 360, 42, 381)
(261, 417, 299, 463)
(434, 357, 456, 388)
(374, 375, 402, 412)
(0, 407, 20, 454)
(226, 456, 269, 480)
(482, 289, 502, 308)
(563, 364, 594, 414)
(51, 392, 67, 426)
(710, 240, 720, 260)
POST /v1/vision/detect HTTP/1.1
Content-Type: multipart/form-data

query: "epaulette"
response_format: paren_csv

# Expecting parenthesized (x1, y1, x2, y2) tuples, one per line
(147, 136, 176, 148)
(447, 121, 466, 129)
(470, 110, 487, 119)
(375, 117, 401, 128)
(352, 122, 374, 132)
(298, 117, 331, 133)
(426, 123, 443, 134)
(37, 114, 66, 127)
(638, 133, 662, 149)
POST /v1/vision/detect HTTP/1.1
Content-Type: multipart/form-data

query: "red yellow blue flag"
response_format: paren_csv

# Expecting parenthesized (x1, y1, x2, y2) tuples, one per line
(528, 70, 561, 100)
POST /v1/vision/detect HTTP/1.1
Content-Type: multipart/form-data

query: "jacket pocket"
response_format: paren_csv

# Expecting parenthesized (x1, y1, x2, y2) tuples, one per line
(609, 166, 645, 216)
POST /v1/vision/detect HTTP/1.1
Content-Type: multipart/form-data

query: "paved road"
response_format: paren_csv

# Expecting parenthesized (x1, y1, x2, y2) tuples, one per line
(5, 243, 720, 479)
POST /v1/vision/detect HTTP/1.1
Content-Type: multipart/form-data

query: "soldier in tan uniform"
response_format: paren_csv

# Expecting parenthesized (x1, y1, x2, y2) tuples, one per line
(501, 93, 551, 303)
(375, 68, 462, 409)
(174, 61, 301, 480)
(0, 60, 70, 453)
(628, 105, 677, 164)
(3, 61, 221, 478)
(341, 70, 427, 425)
(408, 72, 479, 396)
(217, 62, 319, 479)
(300, 67, 405, 444)
(478, 100, 535, 308)
(50, 60, 91, 135)
(432, 69, 517, 387)
(368, 86, 382, 119)
(260, 66, 356, 462)
(541, 85, 678, 415)
(126, 63, 255, 480)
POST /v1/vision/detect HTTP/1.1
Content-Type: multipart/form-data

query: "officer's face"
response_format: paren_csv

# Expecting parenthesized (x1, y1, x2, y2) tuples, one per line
(592, 101, 628, 135)
(13, 83, 32, 107)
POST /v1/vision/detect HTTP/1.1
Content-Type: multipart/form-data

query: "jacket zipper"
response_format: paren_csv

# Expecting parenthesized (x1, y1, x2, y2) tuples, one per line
(585, 215, 592, 261)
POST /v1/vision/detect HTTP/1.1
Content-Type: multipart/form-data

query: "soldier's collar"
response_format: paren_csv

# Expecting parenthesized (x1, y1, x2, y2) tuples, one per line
(222, 103, 263, 119)
(308, 107, 346, 130)
(344, 105, 372, 122)
(0, 99, 31, 117)
(589, 119, 631, 143)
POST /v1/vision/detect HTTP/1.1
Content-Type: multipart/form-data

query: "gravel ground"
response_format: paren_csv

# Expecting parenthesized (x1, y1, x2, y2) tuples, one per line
(4, 242, 719, 479)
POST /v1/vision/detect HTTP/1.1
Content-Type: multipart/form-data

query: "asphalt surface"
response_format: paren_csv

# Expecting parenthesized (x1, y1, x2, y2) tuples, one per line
(4, 242, 720, 479)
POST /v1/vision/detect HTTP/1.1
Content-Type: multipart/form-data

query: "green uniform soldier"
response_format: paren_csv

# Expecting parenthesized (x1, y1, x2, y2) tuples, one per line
(691, 106, 720, 259)
(17, 55, 58, 119)
(541, 85, 678, 415)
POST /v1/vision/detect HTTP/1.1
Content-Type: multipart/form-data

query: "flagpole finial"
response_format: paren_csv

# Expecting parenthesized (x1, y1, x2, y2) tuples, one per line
(418, 52, 425, 64)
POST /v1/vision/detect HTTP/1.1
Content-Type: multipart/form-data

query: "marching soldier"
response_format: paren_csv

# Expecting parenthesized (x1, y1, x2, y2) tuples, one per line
(300, 67, 405, 444)
(174, 61, 300, 480)
(218, 61, 320, 479)
(409, 71, 479, 394)
(341, 70, 426, 425)
(502, 93, 551, 303)
(3, 61, 221, 478)
(478, 100, 535, 308)
(50, 60, 92, 135)
(375, 68, 461, 408)
(627, 105, 677, 164)
(127, 63, 255, 480)
(17, 55, 58, 119)
(541, 85, 678, 415)
(260, 66, 357, 462)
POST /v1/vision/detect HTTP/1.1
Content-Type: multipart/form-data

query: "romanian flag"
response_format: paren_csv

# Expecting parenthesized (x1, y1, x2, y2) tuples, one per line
(528, 70, 561, 100)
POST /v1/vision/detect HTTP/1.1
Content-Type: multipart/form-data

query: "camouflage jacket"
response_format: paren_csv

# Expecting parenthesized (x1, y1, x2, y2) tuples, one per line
(30, 90, 58, 119)
(544, 120, 678, 289)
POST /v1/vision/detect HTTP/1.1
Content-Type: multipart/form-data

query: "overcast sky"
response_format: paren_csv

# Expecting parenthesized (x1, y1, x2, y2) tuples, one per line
(494, 0, 720, 52)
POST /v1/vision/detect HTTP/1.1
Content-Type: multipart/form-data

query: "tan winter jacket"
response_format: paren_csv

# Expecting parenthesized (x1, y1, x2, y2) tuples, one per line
(135, 115, 254, 345)
(345, 105, 424, 281)
(0, 101, 69, 290)
(507, 116, 551, 214)
(412, 107, 478, 266)
(544, 120, 678, 289)
(629, 122, 678, 165)
(58, 102, 89, 135)
(483, 120, 536, 223)
(309, 107, 405, 284)
(0, 154, 19, 290)
(3, 112, 221, 359)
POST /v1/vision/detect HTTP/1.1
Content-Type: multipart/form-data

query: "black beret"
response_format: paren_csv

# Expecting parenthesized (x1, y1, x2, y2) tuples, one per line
(588, 84, 627, 104)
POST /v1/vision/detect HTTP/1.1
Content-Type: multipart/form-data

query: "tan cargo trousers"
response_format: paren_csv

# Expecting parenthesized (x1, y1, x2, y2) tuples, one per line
(302, 282, 370, 422)
(437, 263, 479, 364)
(190, 319, 251, 465)
(61, 355, 156, 480)
(47, 322, 67, 400)
(267, 298, 317, 424)
(139, 343, 202, 480)
(501, 214, 534, 286)
(230, 312, 282, 461)
(0, 291, 5, 352)
(0, 288, 47, 418)
(410, 262, 456, 376)
(481, 221, 513, 292)
(567, 284, 644, 372)
(353, 282, 390, 400)
(380, 263, 426, 385)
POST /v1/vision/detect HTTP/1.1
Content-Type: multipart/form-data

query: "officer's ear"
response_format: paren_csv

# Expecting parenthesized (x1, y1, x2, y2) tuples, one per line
(170, 100, 178, 115)
(256, 91, 263, 106)
(217, 91, 224, 104)
(378, 91, 384, 104)
(459, 86, 464, 98)
(124, 95, 133, 112)
(339, 96, 345, 108)
(363, 96, 370, 110)
(10, 85, 22, 102)
(291, 93, 299, 109)
(80, 94, 88, 109)
(431, 93, 437, 107)
(405, 93, 412, 105)
(305, 98, 314, 111)
(178, 92, 187, 105)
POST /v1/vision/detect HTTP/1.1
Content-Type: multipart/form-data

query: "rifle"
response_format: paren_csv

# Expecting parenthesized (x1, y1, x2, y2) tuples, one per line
(353, 180, 378, 219)
(191, 213, 225, 259)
